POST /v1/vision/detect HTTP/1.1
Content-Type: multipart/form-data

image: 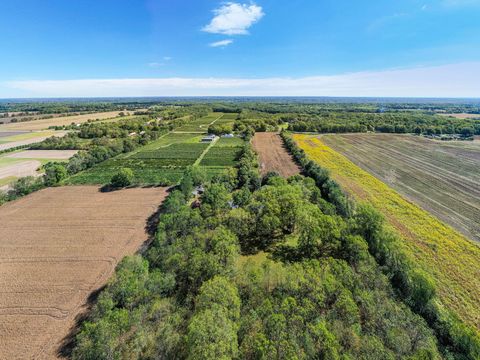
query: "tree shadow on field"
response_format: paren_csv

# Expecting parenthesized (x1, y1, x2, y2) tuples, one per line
(57, 285, 107, 358)
(140, 186, 175, 253)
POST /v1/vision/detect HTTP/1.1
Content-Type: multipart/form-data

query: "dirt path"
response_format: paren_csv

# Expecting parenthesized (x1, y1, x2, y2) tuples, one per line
(252, 132, 300, 177)
(0, 186, 168, 359)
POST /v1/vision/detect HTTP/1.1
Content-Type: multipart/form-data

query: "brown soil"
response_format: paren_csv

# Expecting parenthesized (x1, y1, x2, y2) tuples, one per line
(0, 186, 168, 359)
(252, 132, 300, 178)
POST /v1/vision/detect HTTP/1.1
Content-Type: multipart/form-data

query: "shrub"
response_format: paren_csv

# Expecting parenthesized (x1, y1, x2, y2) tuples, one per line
(110, 168, 134, 188)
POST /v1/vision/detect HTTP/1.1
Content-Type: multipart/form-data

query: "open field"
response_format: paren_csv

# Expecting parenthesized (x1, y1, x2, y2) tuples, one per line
(253, 132, 300, 177)
(5, 150, 78, 160)
(321, 133, 480, 242)
(0, 186, 168, 359)
(0, 150, 77, 188)
(0, 131, 28, 138)
(0, 131, 68, 151)
(0, 111, 127, 131)
(0, 160, 41, 181)
(294, 134, 480, 331)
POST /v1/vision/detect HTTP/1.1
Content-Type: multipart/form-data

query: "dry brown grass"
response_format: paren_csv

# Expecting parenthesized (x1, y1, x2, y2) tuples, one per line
(0, 186, 168, 359)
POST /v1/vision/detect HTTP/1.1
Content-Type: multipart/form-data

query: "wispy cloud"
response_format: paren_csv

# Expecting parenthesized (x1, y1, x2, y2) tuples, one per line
(148, 57, 172, 68)
(209, 39, 234, 47)
(3, 63, 480, 98)
(203, 2, 264, 35)
(442, 0, 480, 7)
(148, 62, 164, 68)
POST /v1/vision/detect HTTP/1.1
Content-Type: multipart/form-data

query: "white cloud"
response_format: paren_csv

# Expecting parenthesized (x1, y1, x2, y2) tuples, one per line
(209, 39, 234, 47)
(202, 2, 264, 35)
(3, 63, 480, 98)
(163, 56, 172, 61)
(148, 62, 164, 68)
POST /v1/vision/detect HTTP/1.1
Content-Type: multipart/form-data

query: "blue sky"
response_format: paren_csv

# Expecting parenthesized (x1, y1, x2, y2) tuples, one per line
(0, 0, 479, 98)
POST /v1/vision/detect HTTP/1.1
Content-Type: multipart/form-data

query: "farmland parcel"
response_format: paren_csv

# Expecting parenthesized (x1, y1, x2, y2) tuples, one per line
(321, 133, 480, 242)
(0, 186, 168, 359)
(293, 134, 480, 332)
(252, 132, 300, 177)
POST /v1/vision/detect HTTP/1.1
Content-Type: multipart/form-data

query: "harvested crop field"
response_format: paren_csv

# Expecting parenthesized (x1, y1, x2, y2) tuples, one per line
(0, 131, 28, 138)
(321, 133, 480, 242)
(252, 132, 300, 177)
(0, 160, 41, 180)
(0, 131, 68, 151)
(294, 134, 480, 331)
(5, 150, 78, 160)
(0, 186, 168, 359)
(0, 111, 126, 131)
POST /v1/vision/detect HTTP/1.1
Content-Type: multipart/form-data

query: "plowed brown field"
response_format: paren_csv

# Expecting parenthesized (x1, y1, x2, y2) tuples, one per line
(252, 132, 300, 177)
(0, 186, 168, 359)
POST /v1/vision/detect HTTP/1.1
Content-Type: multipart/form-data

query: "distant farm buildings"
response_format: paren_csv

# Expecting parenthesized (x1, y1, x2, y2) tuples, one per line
(201, 134, 217, 142)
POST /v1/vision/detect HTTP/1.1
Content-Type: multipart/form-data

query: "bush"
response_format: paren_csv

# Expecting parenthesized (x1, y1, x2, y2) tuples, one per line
(110, 168, 134, 188)
(44, 162, 68, 186)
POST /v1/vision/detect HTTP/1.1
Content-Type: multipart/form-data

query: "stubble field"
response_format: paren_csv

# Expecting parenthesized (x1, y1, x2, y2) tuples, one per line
(0, 111, 127, 131)
(0, 186, 168, 359)
(321, 133, 480, 242)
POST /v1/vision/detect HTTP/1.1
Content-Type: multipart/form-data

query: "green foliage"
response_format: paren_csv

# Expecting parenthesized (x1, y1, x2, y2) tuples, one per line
(44, 162, 68, 186)
(73, 140, 458, 360)
(208, 123, 233, 135)
(110, 168, 134, 188)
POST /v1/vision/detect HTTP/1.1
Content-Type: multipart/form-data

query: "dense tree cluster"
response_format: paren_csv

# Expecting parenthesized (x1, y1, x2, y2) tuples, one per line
(72, 144, 449, 360)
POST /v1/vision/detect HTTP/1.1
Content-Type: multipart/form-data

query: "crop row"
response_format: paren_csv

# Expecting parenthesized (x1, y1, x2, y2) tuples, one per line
(200, 146, 242, 167)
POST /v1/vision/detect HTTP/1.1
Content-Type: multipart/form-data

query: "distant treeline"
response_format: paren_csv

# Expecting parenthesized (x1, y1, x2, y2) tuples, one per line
(283, 112, 480, 135)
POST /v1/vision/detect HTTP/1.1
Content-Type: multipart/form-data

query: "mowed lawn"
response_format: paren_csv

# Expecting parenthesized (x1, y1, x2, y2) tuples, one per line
(294, 134, 480, 332)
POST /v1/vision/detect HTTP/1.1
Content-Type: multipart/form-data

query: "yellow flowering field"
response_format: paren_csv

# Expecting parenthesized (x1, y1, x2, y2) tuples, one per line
(293, 134, 480, 331)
